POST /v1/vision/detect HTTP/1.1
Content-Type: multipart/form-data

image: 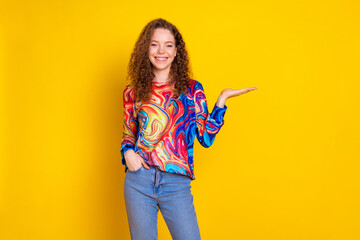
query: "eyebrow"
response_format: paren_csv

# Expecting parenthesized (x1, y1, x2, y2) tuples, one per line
(151, 40, 174, 44)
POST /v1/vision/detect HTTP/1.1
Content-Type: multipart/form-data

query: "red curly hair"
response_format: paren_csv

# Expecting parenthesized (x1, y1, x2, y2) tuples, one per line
(126, 18, 193, 102)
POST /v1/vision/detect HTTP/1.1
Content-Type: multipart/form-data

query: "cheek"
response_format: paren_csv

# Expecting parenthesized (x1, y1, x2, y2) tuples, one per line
(148, 48, 156, 55)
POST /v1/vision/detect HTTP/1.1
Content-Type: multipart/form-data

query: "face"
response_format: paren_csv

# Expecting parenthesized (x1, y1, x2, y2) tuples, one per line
(148, 28, 177, 72)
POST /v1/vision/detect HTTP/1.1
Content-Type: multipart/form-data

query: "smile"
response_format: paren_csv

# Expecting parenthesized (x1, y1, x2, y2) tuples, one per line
(155, 57, 168, 62)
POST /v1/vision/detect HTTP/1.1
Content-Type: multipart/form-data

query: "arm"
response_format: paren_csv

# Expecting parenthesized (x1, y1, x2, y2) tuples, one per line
(120, 85, 138, 166)
(194, 82, 227, 148)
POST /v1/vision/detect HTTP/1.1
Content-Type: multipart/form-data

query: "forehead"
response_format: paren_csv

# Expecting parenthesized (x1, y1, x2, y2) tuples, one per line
(150, 28, 175, 42)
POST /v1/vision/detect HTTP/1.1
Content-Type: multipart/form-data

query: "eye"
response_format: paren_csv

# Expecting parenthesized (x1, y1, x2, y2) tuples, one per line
(151, 44, 157, 46)
(167, 45, 173, 47)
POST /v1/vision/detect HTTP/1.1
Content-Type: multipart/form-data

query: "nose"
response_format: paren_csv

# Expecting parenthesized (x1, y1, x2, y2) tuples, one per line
(157, 45, 165, 54)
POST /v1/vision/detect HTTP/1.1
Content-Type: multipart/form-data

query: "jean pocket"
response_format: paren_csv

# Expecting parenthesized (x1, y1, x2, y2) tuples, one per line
(127, 165, 143, 173)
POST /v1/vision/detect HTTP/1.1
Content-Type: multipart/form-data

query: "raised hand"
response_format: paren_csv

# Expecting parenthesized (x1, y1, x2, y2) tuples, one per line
(216, 87, 257, 108)
(222, 87, 257, 99)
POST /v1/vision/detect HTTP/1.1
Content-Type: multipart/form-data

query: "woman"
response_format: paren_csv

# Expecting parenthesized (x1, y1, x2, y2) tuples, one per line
(121, 18, 257, 240)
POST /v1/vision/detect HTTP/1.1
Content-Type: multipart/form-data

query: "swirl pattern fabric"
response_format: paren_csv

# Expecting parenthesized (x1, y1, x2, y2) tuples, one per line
(120, 79, 227, 180)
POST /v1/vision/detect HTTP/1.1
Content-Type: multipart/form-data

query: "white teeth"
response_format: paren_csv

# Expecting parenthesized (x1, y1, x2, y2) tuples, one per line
(155, 57, 167, 60)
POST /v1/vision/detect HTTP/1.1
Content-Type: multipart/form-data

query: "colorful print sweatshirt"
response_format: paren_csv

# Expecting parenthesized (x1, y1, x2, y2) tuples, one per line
(120, 79, 227, 180)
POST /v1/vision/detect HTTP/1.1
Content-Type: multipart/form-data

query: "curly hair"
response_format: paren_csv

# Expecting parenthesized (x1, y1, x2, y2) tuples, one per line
(126, 18, 193, 103)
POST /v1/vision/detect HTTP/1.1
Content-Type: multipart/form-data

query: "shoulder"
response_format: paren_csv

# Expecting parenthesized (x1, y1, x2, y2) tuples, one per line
(186, 79, 207, 102)
(123, 84, 136, 101)
(188, 79, 205, 93)
(124, 83, 135, 92)
(123, 84, 135, 94)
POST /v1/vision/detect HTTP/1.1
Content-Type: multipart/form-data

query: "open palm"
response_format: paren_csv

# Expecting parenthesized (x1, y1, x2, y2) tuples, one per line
(222, 87, 257, 99)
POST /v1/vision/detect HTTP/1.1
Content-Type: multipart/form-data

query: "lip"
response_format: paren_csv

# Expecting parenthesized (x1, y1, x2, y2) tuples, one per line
(154, 57, 168, 62)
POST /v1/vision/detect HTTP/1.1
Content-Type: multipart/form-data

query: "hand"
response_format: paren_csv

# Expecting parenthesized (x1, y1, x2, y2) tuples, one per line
(124, 149, 150, 171)
(216, 87, 257, 108)
(221, 87, 257, 99)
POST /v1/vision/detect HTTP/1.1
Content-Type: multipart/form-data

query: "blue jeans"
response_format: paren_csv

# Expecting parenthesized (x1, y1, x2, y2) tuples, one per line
(124, 165, 201, 240)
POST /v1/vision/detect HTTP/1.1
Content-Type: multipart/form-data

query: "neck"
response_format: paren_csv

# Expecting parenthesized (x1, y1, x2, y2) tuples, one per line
(152, 68, 171, 83)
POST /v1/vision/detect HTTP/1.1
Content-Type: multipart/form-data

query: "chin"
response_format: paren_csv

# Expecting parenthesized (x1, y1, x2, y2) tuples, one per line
(152, 64, 171, 71)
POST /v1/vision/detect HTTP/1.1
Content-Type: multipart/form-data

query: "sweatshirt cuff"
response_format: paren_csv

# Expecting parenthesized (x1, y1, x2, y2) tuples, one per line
(120, 144, 134, 166)
(209, 103, 227, 125)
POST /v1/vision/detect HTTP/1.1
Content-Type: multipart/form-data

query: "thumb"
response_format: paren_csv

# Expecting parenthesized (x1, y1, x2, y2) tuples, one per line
(141, 159, 150, 169)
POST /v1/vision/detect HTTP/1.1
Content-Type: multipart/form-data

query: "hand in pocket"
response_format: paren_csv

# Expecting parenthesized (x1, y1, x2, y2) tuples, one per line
(124, 150, 150, 171)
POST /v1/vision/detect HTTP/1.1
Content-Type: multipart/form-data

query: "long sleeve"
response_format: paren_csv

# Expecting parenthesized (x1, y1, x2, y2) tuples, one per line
(120, 85, 139, 166)
(194, 82, 227, 148)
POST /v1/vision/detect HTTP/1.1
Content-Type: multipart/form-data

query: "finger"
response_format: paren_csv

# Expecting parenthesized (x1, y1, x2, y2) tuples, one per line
(230, 89, 243, 95)
(242, 88, 255, 93)
(142, 159, 150, 169)
(227, 90, 244, 98)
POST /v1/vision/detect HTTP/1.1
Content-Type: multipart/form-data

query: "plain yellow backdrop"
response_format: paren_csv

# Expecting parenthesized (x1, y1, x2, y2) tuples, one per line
(1, 0, 359, 239)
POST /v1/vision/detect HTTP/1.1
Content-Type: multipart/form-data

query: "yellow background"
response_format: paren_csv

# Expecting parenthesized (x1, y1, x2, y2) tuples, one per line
(1, 0, 359, 239)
